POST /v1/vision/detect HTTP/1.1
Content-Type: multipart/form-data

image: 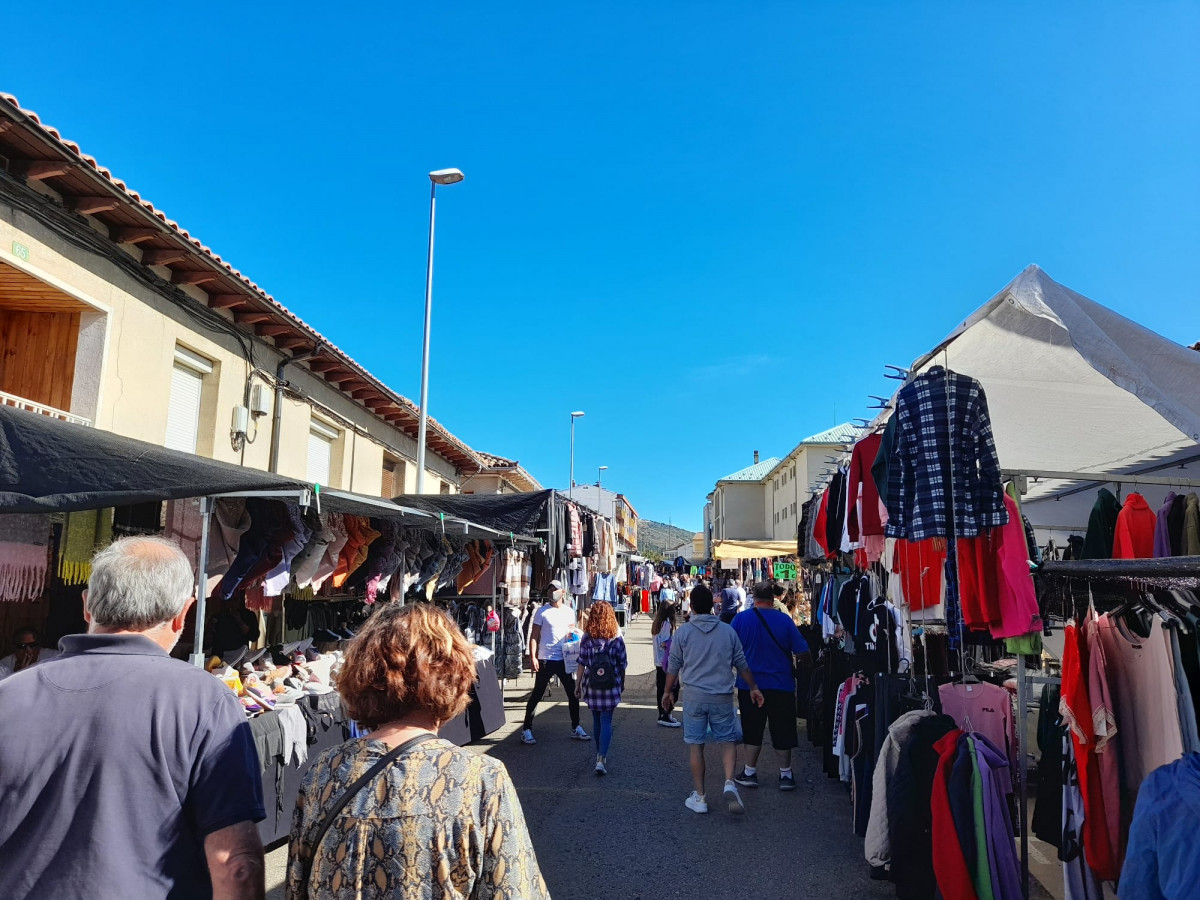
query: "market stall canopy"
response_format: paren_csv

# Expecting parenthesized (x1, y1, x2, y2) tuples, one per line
(0, 405, 307, 512)
(390, 490, 554, 539)
(713, 539, 798, 560)
(906, 265, 1200, 532)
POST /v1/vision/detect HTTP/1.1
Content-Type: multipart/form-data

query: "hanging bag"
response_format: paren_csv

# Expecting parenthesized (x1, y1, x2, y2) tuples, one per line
(298, 732, 436, 898)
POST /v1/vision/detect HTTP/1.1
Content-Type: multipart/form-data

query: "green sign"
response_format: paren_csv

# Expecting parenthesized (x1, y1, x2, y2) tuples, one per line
(773, 561, 797, 581)
(11, 241, 29, 262)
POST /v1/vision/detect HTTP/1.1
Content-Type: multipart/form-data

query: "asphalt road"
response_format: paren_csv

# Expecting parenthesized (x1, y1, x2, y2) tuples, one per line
(268, 615, 1048, 899)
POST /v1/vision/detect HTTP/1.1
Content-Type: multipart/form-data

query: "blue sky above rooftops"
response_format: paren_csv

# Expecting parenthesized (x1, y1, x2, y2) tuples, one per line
(5, 3, 1200, 530)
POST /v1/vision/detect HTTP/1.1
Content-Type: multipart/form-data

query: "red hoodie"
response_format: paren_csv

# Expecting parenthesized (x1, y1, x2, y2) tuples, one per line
(1113, 493, 1155, 559)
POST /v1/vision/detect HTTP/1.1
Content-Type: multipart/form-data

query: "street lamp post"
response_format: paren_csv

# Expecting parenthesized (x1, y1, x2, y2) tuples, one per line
(415, 167, 465, 495)
(569, 411, 585, 499)
(597, 465, 608, 488)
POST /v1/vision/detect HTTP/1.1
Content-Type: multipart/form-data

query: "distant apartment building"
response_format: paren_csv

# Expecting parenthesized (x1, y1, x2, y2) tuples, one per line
(703, 452, 780, 556)
(0, 94, 480, 495)
(570, 484, 638, 551)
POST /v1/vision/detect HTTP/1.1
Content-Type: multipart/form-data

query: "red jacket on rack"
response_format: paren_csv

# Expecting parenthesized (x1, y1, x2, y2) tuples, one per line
(1113, 492, 1155, 559)
(847, 433, 884, 542)
(931, 729, 979, 900)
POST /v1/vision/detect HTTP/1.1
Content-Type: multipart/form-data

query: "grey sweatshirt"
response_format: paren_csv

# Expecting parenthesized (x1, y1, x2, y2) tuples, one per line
(666, 614, 748, 703)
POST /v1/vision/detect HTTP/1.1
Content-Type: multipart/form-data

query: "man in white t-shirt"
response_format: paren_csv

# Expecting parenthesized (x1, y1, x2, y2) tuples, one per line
(521, 580, 590, 745)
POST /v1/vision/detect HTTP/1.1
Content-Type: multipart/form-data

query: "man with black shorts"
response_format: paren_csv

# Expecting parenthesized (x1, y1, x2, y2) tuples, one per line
(731, 581, 810, 790)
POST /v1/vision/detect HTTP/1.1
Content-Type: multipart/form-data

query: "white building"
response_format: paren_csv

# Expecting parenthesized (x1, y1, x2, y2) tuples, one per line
(763, 423, 859, 540)
(703, 453, 781, 556)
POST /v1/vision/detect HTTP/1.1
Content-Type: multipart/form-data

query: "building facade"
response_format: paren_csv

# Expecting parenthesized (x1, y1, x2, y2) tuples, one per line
(570, 484, 638, 551)
(704, 454, 781, 555)
(763, 423, 859, 540)
(0, 94, 478, 495)
(459, 453, 542, 495)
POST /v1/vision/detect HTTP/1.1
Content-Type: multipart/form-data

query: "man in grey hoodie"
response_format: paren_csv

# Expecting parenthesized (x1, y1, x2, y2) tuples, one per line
(663, 584, 764, 815)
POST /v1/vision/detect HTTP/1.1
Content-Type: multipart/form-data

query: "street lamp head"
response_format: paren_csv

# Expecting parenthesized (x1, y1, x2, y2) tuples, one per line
(599, 465, 608, 471)
(571, 411, 586, 418)
(429, 168, 465, 185)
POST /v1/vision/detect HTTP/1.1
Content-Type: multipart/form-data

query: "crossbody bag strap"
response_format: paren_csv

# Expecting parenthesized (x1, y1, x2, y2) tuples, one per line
(300, 732, 437, 895)
(754, 607, 791, 657)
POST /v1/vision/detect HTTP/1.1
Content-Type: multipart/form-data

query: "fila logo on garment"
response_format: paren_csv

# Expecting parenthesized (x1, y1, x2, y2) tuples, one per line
(981, 707, 996, 713)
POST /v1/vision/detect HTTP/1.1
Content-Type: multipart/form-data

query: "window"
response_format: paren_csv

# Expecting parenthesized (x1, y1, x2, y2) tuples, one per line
(381, 458, 406, 498)
(439, 481, 451, 495)
(791, 502, 797, 515)
(307, 418, 338, 485)
(164, 346, 212, 453)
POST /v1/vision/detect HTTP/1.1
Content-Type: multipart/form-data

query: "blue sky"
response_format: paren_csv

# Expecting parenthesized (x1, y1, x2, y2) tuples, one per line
(5, 3, 1199, 530)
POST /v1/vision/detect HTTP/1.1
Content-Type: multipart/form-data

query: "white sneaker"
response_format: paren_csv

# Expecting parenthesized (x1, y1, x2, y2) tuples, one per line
(521, 729, 536, 745)
(595, 756, 607, 776)
(724, 781, 745, 815)
(657, 715, 682, 728)
(571, 725, 590, 741)
(684, 791, 709, 814)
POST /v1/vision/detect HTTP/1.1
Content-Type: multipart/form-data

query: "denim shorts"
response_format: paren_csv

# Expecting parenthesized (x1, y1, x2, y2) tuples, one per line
(683, 699, 739, 745)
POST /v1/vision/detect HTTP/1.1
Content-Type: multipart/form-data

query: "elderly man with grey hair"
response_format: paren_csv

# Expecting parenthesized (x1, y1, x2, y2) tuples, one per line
(0, 536, 266, 900)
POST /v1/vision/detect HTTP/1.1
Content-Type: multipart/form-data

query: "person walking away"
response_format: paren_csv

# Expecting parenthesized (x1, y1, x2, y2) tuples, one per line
(652, 602, 682, 727)
(732, 582, 810, 791)
(662, 585, 764, 815)
(718, 579, 741, 624)
(573, 601, 629, 775)
(0, 626, 60, 681)
(288, 603, 548, 899)
(0, 536, 265, 900)
(735, 578, 749, 613)
(771, 581, 790, 616)
(659, 580, 677, 616)
(522, 580, 590, 744)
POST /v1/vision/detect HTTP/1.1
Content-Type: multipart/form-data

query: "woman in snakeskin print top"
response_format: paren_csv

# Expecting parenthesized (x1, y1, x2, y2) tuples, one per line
(287, 603, 549, 899)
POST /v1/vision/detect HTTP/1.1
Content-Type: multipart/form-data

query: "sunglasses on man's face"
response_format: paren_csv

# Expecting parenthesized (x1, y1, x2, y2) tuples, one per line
(17, 642, 37, 649)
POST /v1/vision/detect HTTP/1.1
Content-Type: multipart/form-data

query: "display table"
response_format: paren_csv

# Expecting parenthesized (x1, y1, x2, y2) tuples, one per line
(256, 654, 506, 845)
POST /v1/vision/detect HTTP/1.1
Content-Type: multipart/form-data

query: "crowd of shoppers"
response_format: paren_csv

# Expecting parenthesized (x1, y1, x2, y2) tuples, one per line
(0, 536, 813, 898)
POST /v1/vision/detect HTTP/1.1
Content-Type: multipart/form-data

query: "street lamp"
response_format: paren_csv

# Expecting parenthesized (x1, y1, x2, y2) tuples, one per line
(569, 411, 585, 499)
(415, 168, 465, 495)
(597, 465, 608, 488)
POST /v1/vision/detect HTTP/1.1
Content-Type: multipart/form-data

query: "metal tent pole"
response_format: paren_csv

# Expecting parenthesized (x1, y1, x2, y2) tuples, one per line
(1017, 654, 1030, 899)
(189, 497, 213, 668)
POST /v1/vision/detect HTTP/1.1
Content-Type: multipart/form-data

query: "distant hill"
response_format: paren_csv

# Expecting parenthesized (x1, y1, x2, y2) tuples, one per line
(638, 520, 696, 557)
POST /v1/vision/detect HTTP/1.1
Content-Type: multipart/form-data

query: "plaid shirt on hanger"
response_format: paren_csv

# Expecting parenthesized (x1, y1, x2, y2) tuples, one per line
(884, 366, 1008, 542)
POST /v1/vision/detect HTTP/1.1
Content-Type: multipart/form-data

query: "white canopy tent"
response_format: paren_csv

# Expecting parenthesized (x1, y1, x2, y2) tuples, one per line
(904, 264, 1200, 540)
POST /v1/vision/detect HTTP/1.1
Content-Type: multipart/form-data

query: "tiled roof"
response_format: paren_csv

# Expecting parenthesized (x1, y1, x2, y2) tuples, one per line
(719, 458, 781, 483)
(474, 451, 543, 492)
(0, 93, 481, 472)
(799, 423, 861, 445)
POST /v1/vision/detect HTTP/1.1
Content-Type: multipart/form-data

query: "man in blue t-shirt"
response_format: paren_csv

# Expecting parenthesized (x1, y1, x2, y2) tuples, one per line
(731, 581, 810, 791)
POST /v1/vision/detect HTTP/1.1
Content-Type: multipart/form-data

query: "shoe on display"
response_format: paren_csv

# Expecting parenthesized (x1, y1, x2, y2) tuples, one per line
(571, 725, 591, 741)
(595, 756, 607, 776)
(779, 773, 797, 791)
(734, 769, 759, 788)
(684, 791, 709, 814)
(723, 782, 745, 815)
(521, 729, 537, 745)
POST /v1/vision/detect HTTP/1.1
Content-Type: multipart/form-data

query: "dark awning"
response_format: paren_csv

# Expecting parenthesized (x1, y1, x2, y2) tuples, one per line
(390, 490, 553, 538)
(0, 405, 308, 512)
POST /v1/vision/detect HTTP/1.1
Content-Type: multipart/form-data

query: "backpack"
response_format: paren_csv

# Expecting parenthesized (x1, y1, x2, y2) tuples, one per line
(586, 639, 617, 690)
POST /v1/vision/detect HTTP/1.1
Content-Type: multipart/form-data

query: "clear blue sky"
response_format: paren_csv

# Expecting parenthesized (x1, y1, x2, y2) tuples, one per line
(5, 4, 1199, 530)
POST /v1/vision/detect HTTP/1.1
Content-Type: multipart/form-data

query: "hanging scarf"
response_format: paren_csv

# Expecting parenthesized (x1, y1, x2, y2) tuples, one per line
(0, 514, 51, 601)
(58, 508, 114, 585)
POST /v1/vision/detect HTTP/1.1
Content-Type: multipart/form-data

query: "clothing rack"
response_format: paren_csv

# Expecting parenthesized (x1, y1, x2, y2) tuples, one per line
(1016, 558, 1200, 899)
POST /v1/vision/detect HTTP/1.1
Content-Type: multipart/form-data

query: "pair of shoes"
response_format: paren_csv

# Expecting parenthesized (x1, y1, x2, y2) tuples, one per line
(723, 781, 745, 815)
(571, 725, 591, 741)
(657, 715, 681, 728)
(684, 791, 708, 814)
(779, 773, 796, 791)
(734, 769, 759, 788)
(520, 729, 536, 745)
(595, 755, 607, 776)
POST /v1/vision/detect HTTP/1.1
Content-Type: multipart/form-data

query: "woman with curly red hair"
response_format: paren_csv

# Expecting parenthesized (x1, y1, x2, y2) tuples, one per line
(573, 601, 628, 776)
(287, 602, 548, 899)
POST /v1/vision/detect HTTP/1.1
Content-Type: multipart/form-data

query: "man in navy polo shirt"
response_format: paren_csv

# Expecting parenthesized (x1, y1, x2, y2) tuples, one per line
(0, 536, 266, 899)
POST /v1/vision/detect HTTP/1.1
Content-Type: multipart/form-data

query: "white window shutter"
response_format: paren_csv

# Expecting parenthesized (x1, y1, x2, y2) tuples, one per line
(165, 364, 203, 453)
(307, 430, 333, 485)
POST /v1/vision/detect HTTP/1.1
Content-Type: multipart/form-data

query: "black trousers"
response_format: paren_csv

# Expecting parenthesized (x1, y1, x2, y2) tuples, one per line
(655, 665, 679, 718)
(522, 659, 580, 730)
